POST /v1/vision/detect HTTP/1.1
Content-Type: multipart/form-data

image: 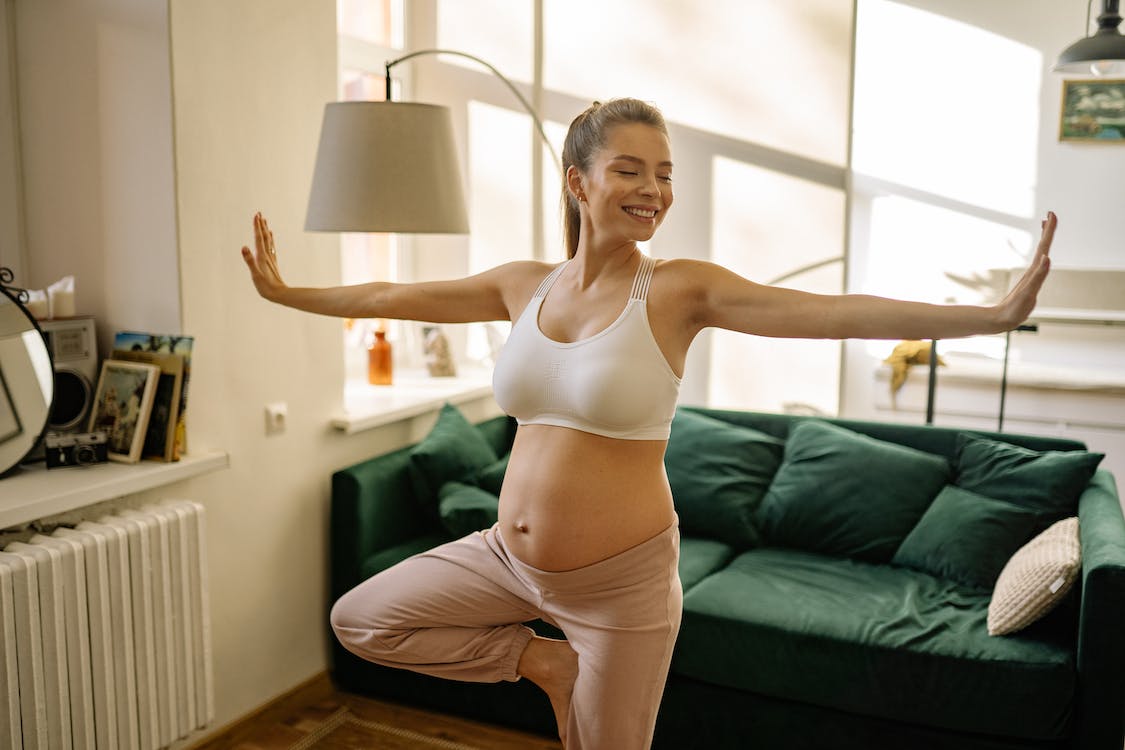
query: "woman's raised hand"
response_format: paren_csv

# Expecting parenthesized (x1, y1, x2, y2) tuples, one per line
(241, 212, 287, 302)
(995, 212, 1056, 330)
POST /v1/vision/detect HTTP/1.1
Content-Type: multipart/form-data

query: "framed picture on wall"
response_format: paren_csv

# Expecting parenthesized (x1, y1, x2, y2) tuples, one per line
(87, 359, 160, 463)
(1060, 79, 1125, 142)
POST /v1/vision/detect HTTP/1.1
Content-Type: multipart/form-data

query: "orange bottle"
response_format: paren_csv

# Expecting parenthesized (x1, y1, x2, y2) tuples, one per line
(368, 328, 393, 385)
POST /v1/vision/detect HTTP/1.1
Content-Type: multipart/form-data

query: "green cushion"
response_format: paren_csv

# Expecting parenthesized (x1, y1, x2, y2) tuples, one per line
(438, 482, 500, 538)
(359, 532, 451, 580)
(954, 433, 1104, 531)
(408, 403, 499, 519)
(473, 452, 510, 497)
(892, 484, 1040, 589)
(665, 409, 785, 548)
(675, 548, 1075, 740)
(759, 420, 951, 562)
(678, 535, 736, 593)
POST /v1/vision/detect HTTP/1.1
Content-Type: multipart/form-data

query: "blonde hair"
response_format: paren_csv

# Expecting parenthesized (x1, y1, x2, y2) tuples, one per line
(560, 98, 668, 259)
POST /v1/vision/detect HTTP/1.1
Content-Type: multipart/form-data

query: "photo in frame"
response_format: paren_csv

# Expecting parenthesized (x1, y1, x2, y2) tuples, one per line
(87, 359, 160, 463)
(110, 349, 185, 462)
(1060, 79, 1125, 142)
(114, 331, 194, 456)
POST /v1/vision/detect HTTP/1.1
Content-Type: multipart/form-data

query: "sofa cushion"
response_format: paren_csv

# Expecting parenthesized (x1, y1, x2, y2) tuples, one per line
(408, 403, 498, 519)
(989, 517, 1081, 636)
(438, 482, 500, 538)
(473, 453, 510, 497)
(359, 533, 452, 580)
(665, 409, 785, 548)
(678, 535, 736, 593)
(892, 484, 1040, 590)
(758, 420, 951, 562)
(674, 548, 1075, 740)
(954, 433, 1103, 529)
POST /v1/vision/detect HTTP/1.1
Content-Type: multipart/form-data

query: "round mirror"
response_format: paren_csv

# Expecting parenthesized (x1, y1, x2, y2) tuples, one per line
(0, 285, 54, 476)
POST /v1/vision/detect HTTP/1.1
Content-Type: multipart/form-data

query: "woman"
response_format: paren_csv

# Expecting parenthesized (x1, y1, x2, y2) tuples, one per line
(242, 98, 1055, 749)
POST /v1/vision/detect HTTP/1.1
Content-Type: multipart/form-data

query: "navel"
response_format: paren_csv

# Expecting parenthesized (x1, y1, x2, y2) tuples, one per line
(513, 521, 530, 534)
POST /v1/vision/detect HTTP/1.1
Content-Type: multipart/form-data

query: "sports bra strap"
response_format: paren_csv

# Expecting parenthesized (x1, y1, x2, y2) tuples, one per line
(629, 255, 656, 301)
(532, 261, 570, 299)
(533, 254, 656, 301)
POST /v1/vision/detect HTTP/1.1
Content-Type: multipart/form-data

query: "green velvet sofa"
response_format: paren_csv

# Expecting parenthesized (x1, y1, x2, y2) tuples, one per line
(329, 406, 1125, 749)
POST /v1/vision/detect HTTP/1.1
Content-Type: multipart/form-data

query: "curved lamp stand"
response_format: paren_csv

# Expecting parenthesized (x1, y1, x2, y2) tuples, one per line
(384, 48, 562, 174)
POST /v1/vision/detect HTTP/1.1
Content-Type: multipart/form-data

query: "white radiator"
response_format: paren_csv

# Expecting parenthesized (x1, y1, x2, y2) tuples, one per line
(0, 500, 213, 749)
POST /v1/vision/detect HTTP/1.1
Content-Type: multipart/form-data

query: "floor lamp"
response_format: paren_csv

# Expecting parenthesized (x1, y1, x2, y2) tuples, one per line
(305, 48, 559, 235)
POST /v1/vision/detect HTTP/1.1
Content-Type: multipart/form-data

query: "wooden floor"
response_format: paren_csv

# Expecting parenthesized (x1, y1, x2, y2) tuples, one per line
(191, 672, 562, 750)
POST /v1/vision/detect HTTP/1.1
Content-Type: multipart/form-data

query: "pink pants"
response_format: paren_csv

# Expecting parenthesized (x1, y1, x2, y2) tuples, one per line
(330, 519, 683, 750)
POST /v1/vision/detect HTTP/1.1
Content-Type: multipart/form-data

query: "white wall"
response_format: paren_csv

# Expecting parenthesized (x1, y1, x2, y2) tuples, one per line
(0, 0, 25, 281)
(14, 0, 180, 356)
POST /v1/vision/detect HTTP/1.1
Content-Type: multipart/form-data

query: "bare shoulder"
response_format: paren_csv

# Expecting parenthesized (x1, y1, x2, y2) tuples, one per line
(488, 259, 561, 294)
(650, 257, 736, 296)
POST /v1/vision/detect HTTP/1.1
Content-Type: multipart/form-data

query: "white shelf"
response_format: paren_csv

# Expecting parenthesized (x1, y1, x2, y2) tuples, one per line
(0, 450, 229, 530)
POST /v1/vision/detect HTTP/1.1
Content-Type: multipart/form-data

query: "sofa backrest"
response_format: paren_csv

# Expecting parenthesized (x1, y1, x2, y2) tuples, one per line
(681, 406, 1089, 462)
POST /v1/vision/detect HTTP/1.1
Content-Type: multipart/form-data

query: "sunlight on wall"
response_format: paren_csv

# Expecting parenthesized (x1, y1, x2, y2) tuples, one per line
(709, 156, 845, 416)
(437, 0, 532, 82)
(853, 0, 1042, 217)
(543, 0, 852, 166)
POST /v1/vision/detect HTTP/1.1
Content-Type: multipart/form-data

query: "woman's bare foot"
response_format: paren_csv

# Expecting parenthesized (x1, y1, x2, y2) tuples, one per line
(518, 635, 579, 745)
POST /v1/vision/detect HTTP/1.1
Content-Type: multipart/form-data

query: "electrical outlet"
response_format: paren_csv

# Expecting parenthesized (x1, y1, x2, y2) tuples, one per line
(264, 402, 288, 435)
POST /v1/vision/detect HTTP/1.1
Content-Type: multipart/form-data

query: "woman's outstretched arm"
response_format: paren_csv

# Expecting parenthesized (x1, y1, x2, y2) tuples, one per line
(682, 212, 1056, 341)
(240, 212, 544, 323)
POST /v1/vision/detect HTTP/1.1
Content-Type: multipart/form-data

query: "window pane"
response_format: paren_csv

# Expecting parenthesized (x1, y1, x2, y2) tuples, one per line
(337, 0, 403, 47)
(340, 69, 389, 101)
(468, 100, 532, 272)
(465, 101, 533, 363)
(543, 0, 852, 165)
(859, 196, 1031, 360)
(542, 119, 568, 262)
(853, 0, 1041, 216)
(437, 0, 532, 83)
(709, 156, 845, 416)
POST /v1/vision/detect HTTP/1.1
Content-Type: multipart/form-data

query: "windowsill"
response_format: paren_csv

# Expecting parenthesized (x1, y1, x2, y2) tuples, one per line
(0, 450, 230, 530)
(331, 367, 495, 435)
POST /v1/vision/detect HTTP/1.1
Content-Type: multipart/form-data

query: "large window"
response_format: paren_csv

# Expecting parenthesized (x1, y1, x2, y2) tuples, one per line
(341, 0, 853, 415)
(851, 0, 1042, 370)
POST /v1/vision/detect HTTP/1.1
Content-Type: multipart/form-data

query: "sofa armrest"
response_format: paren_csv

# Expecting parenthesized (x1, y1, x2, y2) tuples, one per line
(330, 445, 437, 601)
(1073, 470, 1125, 750)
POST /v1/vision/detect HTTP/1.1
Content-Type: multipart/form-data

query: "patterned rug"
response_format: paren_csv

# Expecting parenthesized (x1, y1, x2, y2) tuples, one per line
(289, 706, 486, 750)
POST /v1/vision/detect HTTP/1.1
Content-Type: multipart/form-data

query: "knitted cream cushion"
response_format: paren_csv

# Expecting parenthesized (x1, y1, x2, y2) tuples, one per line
(988, 517, 1080, 636)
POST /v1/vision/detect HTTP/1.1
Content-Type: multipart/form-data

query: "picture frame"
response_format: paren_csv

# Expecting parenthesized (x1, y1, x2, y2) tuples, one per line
(1060, 79, 1125, 142)
(114, 331, 194, 456)
(110, 349, 185, 462)
(87, 359, 160, 463)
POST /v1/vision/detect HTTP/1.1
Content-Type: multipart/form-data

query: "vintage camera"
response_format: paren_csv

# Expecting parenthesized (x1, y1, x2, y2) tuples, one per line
(44, 431, 109, 469)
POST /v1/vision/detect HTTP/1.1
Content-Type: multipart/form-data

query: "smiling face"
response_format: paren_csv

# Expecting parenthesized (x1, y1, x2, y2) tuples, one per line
(569, 122, 674, 248)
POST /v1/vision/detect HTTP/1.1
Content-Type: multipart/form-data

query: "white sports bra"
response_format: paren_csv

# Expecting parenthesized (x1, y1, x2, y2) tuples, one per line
(492, 255, 682, 440)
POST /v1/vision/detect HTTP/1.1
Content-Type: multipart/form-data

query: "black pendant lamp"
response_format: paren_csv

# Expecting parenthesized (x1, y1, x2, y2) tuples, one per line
(1055, 0, 1125, 76)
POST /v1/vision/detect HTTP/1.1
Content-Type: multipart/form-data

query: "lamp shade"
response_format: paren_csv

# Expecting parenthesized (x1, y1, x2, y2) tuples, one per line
(1054, 0, 1125, 75)
(305, 101, 469, 233)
